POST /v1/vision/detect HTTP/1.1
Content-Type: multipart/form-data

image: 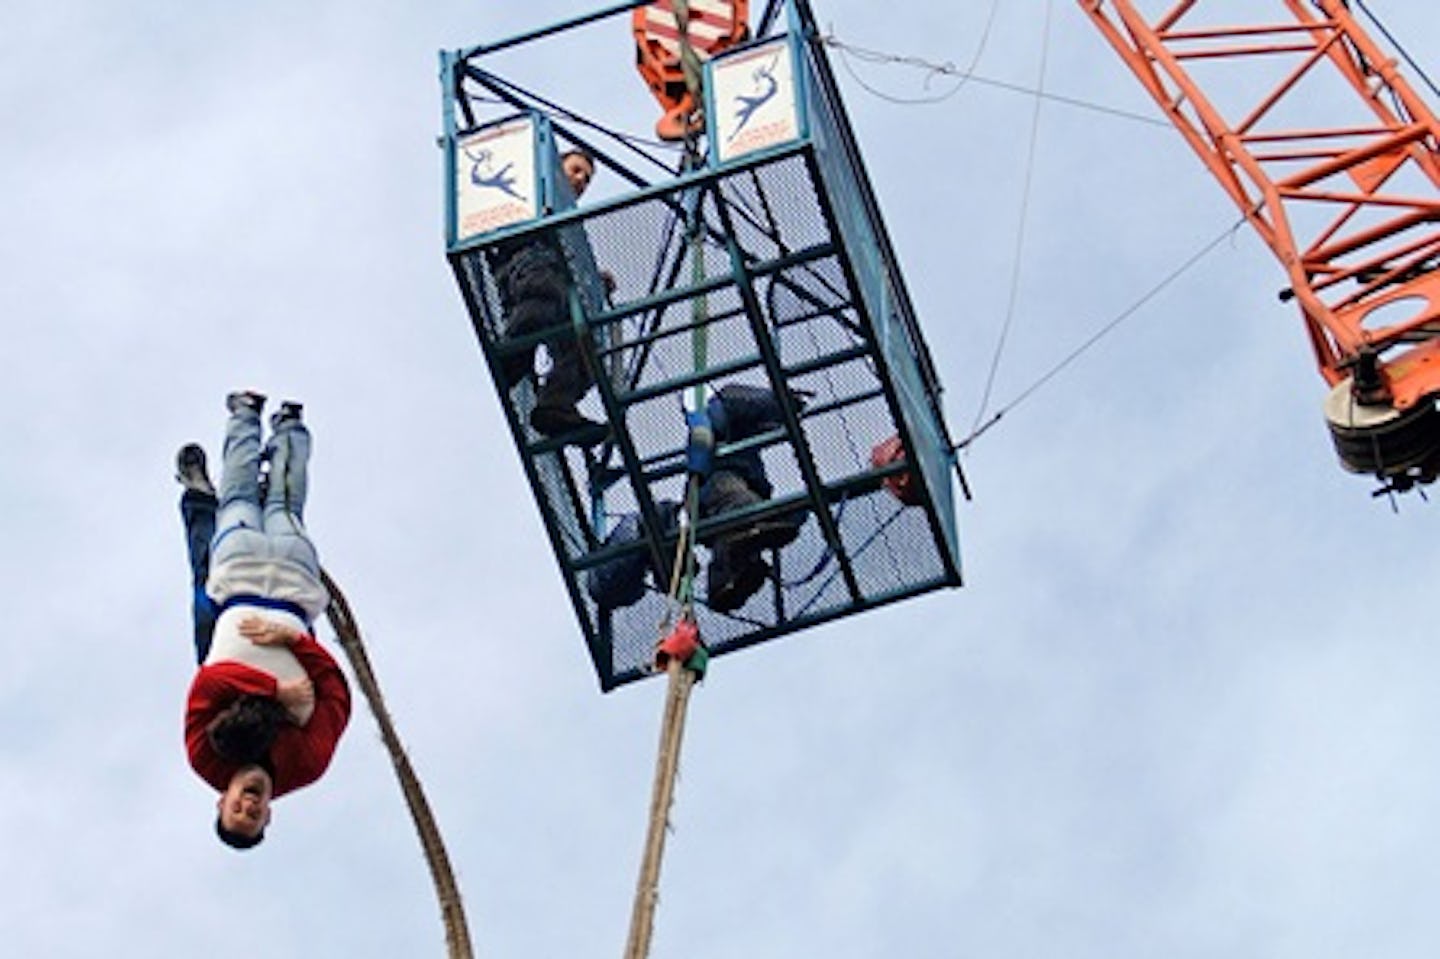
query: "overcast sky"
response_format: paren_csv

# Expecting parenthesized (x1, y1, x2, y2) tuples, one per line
(4, 1, 1440, 957)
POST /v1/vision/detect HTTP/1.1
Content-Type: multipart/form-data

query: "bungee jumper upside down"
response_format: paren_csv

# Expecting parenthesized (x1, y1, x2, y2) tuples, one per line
(175, 391, 352, 850)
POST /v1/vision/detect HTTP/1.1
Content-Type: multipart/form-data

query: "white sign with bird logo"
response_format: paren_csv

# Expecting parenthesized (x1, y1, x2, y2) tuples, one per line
(455, 117, 539, 242)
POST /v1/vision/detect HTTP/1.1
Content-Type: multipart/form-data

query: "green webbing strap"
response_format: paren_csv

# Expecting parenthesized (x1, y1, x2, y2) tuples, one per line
(660, 0, 710, 617)
(678, 181, 710, 612)
(689, 216, 708, 391)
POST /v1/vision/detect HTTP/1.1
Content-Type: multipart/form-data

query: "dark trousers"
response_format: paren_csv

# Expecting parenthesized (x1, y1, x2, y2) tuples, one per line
(699, 467, 804, 611)
(180, 490, 219, 664)
(495, 241, 592, 411)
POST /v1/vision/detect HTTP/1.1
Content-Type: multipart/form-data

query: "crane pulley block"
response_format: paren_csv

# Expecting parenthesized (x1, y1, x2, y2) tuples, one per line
(1082, 0, 1440, 490)
(634, 0, 751, 141)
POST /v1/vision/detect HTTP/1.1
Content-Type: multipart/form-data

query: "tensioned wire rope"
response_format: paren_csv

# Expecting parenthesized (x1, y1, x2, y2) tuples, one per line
(824, 32, 1168, 127)
(817, 14, 1243, 456)
(1351, 0, 1440, 101)
(957, 219, 1246, 451)
(968, 0, 1055, 445)
(824, 0, 1002, 106)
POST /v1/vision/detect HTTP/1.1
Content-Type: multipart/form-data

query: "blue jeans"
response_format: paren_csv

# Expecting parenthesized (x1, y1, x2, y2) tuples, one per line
(181, 489, 219, 664)
(210, 407, 322, 592)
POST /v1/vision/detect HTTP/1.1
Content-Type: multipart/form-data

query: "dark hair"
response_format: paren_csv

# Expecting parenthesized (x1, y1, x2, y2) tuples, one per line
(216, 815, 265, 850)
(560, 147, 595, 167)
(207, 695, 289, 765)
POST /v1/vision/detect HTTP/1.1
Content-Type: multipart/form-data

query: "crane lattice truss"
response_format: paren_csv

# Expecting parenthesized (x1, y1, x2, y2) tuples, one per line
(1082, 0, 1440, 483)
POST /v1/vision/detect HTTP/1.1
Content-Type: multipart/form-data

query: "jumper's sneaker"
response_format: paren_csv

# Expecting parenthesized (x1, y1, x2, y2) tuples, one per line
(175, 443, 215, 496)
(226, 390, 267, 415)
(270, 401, 303, 430)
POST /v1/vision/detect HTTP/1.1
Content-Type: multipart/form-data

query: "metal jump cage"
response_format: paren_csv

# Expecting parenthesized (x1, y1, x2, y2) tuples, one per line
(441, 0, 964, 691)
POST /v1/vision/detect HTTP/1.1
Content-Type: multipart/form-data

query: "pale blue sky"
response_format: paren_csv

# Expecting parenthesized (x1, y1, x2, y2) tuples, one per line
(3, 1, 1439, 956)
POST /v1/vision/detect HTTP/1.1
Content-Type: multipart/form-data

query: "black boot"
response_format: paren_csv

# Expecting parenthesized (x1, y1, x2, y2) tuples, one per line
(270, 401, 303, 430)
(530, 403, 607, 448)
(175, 443, 215, 496)
(706, 540, 771, 612)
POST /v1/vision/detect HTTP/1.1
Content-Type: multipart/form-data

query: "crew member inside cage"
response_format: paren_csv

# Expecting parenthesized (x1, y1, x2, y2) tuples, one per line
(488, 149, 612, 448)
(585, 384, 808, 613)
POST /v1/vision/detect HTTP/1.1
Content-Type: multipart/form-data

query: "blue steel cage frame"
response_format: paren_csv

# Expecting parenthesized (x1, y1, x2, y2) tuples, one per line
(441, 0, 966, 691)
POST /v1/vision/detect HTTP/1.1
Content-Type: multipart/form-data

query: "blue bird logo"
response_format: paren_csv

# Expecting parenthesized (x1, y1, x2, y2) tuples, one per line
(728, 54, 781, 141)
(464, 147, 526, 201)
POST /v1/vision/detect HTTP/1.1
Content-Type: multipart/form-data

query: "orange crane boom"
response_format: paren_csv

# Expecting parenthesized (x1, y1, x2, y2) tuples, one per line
(1080, 0, 1440, 490)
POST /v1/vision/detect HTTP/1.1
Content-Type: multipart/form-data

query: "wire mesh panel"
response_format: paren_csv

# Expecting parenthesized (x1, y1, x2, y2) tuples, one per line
(444, 4, 962, 690)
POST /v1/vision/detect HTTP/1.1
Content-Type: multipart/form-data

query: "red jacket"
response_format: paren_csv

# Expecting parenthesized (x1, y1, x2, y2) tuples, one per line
(185, 634, 352, 796)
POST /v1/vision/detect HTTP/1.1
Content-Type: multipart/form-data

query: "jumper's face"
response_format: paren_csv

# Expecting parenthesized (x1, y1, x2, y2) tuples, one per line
(562, 153, 595, 198)
(218, 765, 273, 837)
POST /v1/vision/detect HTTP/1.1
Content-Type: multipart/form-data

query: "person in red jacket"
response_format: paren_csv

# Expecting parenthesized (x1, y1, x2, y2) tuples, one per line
(181, 390, 351, 850)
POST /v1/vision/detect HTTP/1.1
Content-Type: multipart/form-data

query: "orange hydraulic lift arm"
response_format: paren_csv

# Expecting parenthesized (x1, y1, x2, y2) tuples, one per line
(1080, 0, 1440, 488)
